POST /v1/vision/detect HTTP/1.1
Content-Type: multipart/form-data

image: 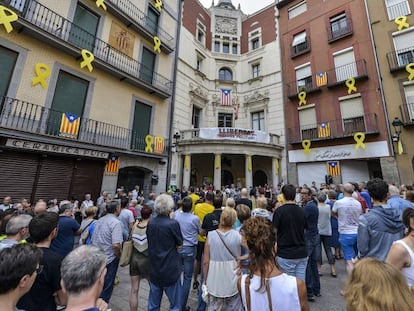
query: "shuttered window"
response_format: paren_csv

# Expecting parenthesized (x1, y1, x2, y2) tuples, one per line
(295, 63, 312, 91)
(69, 4, 99, 51)
(0, 46, 18, 99)
(131, 101, 152, 150)
(333, 48, 357, 81)
(147, 5, 160, 35)
(393, 30, 414, 66)
(404, 84, 414, 120)
(386, 0, 411, 20)
(299, 107, 316, 129)
(288, 1, 307, 19)
(340, 96, 365, 134)
(140, 47, 156, 84)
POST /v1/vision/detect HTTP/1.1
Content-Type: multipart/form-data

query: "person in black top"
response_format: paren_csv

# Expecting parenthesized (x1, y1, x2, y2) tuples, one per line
(235, 188, 253, 210)
(272, 184, 308, 282)
(201, 193, 224, 235)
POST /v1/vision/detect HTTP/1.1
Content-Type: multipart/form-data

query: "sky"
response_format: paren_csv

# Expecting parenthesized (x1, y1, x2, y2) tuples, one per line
(198, 0, 275, 15)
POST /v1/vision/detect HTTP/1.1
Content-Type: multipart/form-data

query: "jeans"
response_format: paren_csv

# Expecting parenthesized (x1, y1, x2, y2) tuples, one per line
(148, 277, 182, 311)
(100, 257, 120, 303)
(180, 245, 196, 310)
(305, 234, 321, 297)
(276, 256, 308, 281)
(319, 235, 335, 265)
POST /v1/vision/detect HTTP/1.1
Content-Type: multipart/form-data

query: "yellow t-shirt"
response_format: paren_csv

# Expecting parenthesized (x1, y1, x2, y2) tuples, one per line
(189, 193, 200, 212)
(194, 202, 214, 242)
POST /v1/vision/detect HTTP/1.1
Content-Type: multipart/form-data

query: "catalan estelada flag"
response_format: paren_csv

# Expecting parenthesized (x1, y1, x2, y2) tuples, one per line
(316, 72, 327, 87)
(318, 122, 331, 138)
(221, 89, 231, 106)
(105, 157, 120, 175)
(327, 161, 340, 176)
(154, 136, 165, 154)
(59, 112, 80, 139)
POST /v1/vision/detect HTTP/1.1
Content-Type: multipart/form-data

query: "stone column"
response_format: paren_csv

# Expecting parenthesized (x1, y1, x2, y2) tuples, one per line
(182, 154, 191, 188)
(272, 157, 280, 186)
(214, 153, 221, 190)
(245, 154, 253, 189)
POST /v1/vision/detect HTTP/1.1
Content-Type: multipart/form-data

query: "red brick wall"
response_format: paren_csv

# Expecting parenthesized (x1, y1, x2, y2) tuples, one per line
(182, 0, 212, 50)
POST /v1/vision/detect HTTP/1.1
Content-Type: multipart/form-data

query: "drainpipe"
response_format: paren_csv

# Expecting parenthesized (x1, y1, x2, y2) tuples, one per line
(363, 0, 395, 158)
(166, 0, 183, 191)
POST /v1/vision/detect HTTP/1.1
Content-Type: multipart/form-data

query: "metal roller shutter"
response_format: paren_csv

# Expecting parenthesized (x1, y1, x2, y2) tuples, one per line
(70, 159, 105, 202)
(297, 162, 327, 187)
(0, 150, 38, 202)
(34, 156, 74, 201)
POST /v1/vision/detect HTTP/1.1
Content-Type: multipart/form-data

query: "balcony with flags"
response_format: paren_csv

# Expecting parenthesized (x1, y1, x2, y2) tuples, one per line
(327, 161, 340, 176)
(105, 157, 120, 176)
(59, 113, 80, 139)
(318, 122, 331, 138)
(221, 89, 232, 106)
(316, 72, 327, 87)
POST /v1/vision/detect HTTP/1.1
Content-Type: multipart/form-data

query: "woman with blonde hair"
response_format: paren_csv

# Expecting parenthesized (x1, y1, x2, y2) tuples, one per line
(238, 217, 309, 311)
(345, 258, 414, 311)
(203, 207, 243, 310)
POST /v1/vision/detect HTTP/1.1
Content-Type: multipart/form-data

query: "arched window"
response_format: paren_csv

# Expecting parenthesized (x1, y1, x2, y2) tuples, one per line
(219, 67, 233, 81)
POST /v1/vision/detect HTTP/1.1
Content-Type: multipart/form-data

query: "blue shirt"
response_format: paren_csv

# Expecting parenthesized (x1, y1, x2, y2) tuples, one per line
(387, 195, 414, 217)
(304, 199, 319, 238)
(50, 215, 80, 257)
(147, 215, 183, 287)
(175, 211, 200, 246)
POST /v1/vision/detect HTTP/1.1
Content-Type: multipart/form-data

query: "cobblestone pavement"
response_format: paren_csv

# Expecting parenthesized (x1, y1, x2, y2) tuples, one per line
(109, 259, 347, 311)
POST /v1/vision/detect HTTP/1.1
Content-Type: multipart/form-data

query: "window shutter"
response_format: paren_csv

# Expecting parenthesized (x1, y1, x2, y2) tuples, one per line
(339, 97, 364, 118)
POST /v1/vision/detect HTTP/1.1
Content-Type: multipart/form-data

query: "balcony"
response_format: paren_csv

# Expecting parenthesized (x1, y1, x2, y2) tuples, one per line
(386, 1, 411, 20)
(387, 47, 414, 72)
(0, 96, 168, 156)
(287, 113, 379, 144)
(327, 18, 353, 43)
(287, 76, 321, 99)
(400, 102, 414, 125)
(105, 0, 175, 53)
(291, 36, 311, 58)
(326, 59, 368, 88)
(4, 0, 172, 98)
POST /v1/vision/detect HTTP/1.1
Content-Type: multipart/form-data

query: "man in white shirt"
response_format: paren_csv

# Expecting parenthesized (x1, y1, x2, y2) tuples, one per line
(0, 196, 13, 211)
(81, 194, 94, 218)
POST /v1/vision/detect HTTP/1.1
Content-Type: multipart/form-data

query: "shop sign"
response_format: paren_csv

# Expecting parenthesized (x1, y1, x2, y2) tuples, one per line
(199, 128, 270, 143)
(5, 139, 109, 159)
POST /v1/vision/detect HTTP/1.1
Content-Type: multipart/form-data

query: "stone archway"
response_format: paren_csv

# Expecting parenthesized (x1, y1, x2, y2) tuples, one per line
(253, 170, 268, 187)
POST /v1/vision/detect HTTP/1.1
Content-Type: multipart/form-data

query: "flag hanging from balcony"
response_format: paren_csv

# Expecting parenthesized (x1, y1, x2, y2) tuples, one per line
(221, 89, 232, 106)
(318, 122, 331, 138)
(233, 96, 239, 120)
(105, 157, 120, 176)
(59, 113, 80, 139)
(327, 161, 340, 176)
(316, 72, 327, 87)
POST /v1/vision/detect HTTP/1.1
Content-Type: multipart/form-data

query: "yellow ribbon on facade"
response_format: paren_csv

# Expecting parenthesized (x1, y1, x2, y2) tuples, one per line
(397, 140, 404, 155)
(154, 0, 163, 11)
(153, 36, 161, 54)
(274, 158, 279, 175)
(0, 5, 18, 34)
(302, 140, 311, 154)
(247, 155, 252, 172)
(215, 154, 221, 169)
(298, 91, 307, 106)
(145, 134, 154, 153)
(95, 0, 107, 11)
(184, 155, 190, 171)
(80, 49, 95, 72)
(354, 132, 366, 149)
(406, 63, 414, 81)
(395, 16, 409, 31)
(345, 78, 357, 94)
(31, 63, 51, 89)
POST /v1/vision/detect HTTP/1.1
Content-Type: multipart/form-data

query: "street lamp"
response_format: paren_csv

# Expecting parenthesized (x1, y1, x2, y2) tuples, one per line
(172, 132, 181, 152)
(391, 117, 403, 142)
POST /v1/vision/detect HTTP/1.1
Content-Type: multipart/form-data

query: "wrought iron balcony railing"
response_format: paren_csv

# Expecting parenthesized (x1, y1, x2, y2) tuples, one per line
(291, 36, 311, 58)
(4, 0, 172, 97)
(400, 102, 414, 125)
(386, 1, 411, 20)
(0, 96, 168, 155)
(105, 0, 175, 53)
(286, 76, 320, 98)
(326, 59, 368, 86)
(287, 113, 379, 144)
(327, 17, 353, 43)
(387, 47, 414, 72)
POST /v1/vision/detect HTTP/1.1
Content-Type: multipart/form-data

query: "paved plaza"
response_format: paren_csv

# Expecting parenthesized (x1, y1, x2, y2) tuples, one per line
(109, 258, 347, 311)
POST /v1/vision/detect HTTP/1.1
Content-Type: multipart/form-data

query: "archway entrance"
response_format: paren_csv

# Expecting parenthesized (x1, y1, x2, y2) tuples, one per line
(117, 167, 146, 192)
(253, 170, 268, 187)
(222, 170, 234, 187)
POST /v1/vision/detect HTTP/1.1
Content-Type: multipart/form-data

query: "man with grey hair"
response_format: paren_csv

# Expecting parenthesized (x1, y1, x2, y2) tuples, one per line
(388, 184, 414, 216)
(0, 196, 13, 211)
(61, 245, 108, 311)
(50, 202, 81, 257)
(0, 214, 32, 250)
(332, 183, 363, 276)
(147, 194, 183, 310)
(92, 200, 123, 303)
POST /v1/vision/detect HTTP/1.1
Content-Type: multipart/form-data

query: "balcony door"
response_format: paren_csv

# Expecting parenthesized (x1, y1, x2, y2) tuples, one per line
(48, 71, 89, 137)
(393, 30, 414, 67)
(333, 48, 357, 82)
(0, 46, 18, 102)
(69, 4, 99, 51)
(139, 47, 156, 84)
(131, 101, 152, 150)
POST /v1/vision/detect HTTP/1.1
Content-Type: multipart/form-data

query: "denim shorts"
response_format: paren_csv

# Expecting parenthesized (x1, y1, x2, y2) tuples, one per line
(338, 233, 358, 260)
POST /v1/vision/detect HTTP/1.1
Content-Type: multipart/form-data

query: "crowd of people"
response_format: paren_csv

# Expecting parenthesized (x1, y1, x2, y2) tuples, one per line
(1, 179, 414, 311)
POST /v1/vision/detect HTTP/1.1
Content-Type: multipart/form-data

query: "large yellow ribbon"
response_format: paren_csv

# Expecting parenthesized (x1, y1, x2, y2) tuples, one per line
(80, 49, 95, 72)
(153, 36, 161, 54)
(154, 0, 163, 11)
(397, 140, 404, 155)
(0, 5, 18, 34)
(145, 134, 154, 153)
(345, 78, 357, 94)
(32, 63, 51, 89)
(406, 63, 414, 81)
(395, 16, 409, 31)
(302, 140, 311, 154)
(95, 0, 107, 11)
(215, 154, 221, 169)
(354, 132, 366, 149)
(184, 155, 190, 171)
(274, 158, 279, 175)
(298, 91, 307, 106)
(247, 155, 252, 172)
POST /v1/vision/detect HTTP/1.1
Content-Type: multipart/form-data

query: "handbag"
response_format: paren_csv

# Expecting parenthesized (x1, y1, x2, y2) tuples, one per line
(119, 239, 133, 267)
